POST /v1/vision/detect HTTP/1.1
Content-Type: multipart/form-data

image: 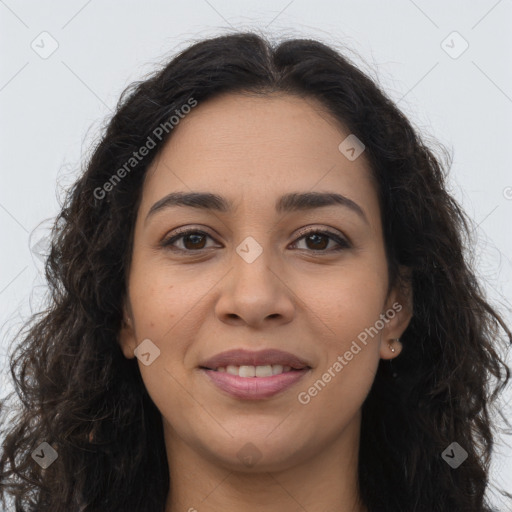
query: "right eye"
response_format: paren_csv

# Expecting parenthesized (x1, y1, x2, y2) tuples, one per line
(160, 229, 220, 253)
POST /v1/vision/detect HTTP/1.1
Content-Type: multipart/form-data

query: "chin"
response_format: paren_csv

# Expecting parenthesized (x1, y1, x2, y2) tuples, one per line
(199, 429, 310, 472)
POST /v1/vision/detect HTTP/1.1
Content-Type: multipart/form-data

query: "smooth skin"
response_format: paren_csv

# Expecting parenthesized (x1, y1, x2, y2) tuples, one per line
(119, 92, 413, 512)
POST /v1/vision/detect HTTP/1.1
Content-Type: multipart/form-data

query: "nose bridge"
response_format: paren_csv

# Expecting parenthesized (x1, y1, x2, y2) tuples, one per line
(215, 228, 295, 326)
(227, 195, 293, 287)
(232, 232, 277, 289)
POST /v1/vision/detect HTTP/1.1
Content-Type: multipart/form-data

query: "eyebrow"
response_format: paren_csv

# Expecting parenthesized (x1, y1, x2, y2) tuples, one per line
(145, 191, 369, 225)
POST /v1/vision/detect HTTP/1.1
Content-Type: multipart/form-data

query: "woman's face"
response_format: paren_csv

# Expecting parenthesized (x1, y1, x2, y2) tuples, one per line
(119, 93, 412, 472)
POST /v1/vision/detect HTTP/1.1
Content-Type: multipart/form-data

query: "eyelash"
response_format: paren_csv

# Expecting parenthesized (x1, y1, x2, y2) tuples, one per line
(160, 227, 351, 255)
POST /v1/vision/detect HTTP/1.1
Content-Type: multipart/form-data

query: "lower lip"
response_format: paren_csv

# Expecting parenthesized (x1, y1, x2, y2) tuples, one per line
(201, 368, 310, 400)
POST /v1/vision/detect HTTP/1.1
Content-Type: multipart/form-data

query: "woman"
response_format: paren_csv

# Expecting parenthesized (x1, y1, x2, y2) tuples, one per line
(1, 31, 510, 512)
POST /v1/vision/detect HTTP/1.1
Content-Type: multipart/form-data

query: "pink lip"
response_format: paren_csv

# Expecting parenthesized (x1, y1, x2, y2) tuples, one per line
(201, 368, 310, 400)
(200, 348, 310, 370)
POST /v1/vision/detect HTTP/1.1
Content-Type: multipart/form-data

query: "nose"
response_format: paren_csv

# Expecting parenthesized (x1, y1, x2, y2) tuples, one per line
(214, 239, 296, 329)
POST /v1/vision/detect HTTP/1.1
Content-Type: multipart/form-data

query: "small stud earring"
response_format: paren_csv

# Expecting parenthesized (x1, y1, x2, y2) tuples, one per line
(388, 338, 400, 353)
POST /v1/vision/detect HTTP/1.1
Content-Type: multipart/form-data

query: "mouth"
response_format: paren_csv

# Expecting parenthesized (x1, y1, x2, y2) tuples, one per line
(201, 364, 299, 377)
(199, 348, 311, 373)
(198, 349, 312, 399)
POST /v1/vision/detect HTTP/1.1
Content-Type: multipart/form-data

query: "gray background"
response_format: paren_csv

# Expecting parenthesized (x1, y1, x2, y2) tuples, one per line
(1, 0, 511, 509)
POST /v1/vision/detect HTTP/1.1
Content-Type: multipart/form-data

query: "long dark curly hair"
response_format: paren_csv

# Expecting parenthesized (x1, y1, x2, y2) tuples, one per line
(1, 30, 511, 512)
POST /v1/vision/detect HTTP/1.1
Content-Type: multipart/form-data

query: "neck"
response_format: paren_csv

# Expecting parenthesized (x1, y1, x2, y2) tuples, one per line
(163, 412, 368, 512)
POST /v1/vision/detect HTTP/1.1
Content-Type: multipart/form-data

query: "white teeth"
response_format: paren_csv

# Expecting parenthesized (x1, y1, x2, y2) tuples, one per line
(239, 365, 255, 378)
(215, 364, 294, 377)
(255, 365, 273, 377)
(272, 364, 283, 375)
(226, 365, 239, 375)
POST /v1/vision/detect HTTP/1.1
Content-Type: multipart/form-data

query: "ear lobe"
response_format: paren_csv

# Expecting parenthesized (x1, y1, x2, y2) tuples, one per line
(380, 338, 403, 360)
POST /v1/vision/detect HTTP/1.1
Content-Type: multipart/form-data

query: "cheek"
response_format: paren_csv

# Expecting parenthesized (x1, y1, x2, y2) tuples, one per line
(297, 350, 378, 443)
(297, 272, 385, 429)
(129, 277, 196, 420)
(127, 260, 202, 339)
(296, 259, 386, 406)
(300, 259, 388, 341)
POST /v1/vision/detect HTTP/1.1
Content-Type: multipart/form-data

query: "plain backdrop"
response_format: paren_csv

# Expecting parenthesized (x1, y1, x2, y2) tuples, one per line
(1, 0, 511, 509)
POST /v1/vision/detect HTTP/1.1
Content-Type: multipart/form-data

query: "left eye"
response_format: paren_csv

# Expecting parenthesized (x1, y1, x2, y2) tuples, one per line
(291, 230, 350, 252)
(161, 228, 350, 253)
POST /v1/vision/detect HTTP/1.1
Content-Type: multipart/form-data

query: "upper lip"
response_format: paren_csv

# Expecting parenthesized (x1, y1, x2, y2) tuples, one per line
(200, 349, 311, 370)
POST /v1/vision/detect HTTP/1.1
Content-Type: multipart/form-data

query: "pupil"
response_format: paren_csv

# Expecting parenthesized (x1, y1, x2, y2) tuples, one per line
(185, 234, 205, 249)
(308, 234, 327, 250)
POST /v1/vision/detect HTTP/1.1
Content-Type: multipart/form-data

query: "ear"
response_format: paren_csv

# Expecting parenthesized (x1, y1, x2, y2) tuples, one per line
(379, 266, 413, 361)
(118, 299, 137, 359)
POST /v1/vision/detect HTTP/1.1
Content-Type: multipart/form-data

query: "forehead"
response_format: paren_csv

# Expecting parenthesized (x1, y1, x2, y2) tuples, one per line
(140, 93, 379, 226)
